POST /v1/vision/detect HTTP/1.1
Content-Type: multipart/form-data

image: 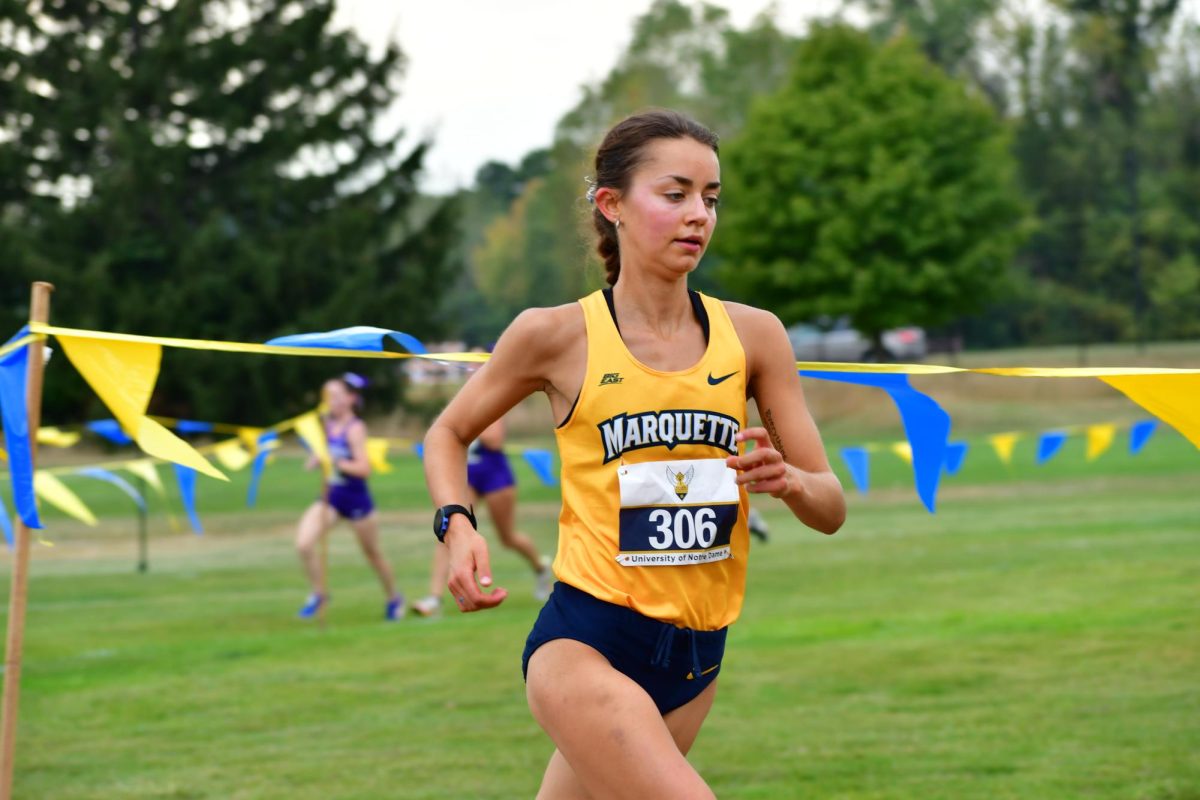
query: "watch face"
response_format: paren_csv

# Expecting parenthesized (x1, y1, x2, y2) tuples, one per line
(433, 508, 445, 536)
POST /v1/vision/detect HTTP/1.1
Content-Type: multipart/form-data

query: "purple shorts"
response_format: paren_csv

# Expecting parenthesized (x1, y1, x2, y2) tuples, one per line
(325, 482, 374, 521)
(467, 447, 516, 496)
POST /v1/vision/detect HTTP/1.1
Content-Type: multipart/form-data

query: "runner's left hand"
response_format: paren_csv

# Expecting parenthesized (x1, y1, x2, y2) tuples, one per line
(726, 428, 792, 498)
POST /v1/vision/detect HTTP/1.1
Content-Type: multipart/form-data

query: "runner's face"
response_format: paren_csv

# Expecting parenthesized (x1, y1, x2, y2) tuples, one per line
(618, 137, 720, 279)
(323, 381, 353, 416)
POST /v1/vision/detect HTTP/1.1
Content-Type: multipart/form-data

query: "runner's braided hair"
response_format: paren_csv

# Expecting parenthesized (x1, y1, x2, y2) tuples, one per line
(587, 110, 719, 286)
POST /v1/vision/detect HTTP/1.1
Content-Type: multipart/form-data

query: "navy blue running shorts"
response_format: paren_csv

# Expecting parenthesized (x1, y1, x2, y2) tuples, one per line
(522, 581, 727, 715)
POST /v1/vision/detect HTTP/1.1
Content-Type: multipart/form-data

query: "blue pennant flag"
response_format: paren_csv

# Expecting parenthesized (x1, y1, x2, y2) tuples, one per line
(173, 420, 214, 434)
(943, 441, 969, 476)
(839, 447, 870, 494)
(802, 371, 950, 513)
(522, 449, 558, 487)
(172, 464, 202, 534)
(87, 419, 134, 446)
(0, 492, 14, 548)
(246, 431, 278, 508)
(0, 327, 40, 528)
(1129, 420, 1158, 454)
(266, 326, 427, 355)
(1036, 431, 1068, 465)
(76, 467, 147, 512)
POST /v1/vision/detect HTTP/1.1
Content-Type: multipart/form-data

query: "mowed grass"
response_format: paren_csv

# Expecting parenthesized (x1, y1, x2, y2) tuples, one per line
(3, 427, 1199, 799)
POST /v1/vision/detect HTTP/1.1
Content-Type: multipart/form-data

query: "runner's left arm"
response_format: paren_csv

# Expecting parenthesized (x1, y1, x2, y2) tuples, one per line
(335, 421, 372, 479)
(727, 307, 845, 535)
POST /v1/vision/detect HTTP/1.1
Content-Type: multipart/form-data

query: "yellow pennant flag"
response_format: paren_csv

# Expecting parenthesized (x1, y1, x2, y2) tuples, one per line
(890, 441, 913, 464)
(294, 412, 331, 477)
(238, 427, 265, 452)
(34, 471, 97, 526)
(1085, 423, 1117, 461)
(1102, 375, 1200, 451)
(57, 336, 225, 481)
(37, 427, 81, 448)
(366, 438, 393, 474)
(213, 439, 252, 471)
(989, 433, 1020, 465)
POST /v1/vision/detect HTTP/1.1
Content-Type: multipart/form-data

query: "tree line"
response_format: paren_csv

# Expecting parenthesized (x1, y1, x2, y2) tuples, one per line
(2, 0, 1197, 421)
(455, 0, 1200, 354)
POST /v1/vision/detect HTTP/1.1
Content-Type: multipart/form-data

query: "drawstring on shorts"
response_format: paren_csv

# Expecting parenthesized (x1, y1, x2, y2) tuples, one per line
(651, 624, 703, 680)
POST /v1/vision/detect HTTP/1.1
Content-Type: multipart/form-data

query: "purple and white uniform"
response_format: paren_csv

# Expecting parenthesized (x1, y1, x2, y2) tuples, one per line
(466, 441, 516, 496)
(323, 418, 374, 520)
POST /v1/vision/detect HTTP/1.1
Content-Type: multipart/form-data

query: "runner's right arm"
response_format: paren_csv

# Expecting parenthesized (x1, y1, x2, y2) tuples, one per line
(477, 418, 506, 450)
(424, 305, 580, 611)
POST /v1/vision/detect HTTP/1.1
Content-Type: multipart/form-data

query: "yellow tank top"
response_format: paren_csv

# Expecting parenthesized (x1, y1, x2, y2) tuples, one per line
(553, 289, 750, 630)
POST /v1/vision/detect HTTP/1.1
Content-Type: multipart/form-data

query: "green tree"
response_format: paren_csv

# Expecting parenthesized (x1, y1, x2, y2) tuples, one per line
(855, 0, 1007, 102)
(1141, 21, 1200, 338)
(474, 182, 536, 317)
(450, 0, 803, 341)
(715, 24, 1027, 350)
(1052, 0, 1184, 345)
(471, 157, 597, 325)
(438, 151, 555, 345)
(696, 10, 802, 131)
(982, 1, 1191, 348)
(981, 11, 1137, 347)
(0, 0, 457, 420)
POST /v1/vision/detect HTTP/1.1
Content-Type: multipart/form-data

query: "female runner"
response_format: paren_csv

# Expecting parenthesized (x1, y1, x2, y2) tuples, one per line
(423, 110, 845, 797)
(296, 374, 406, 621)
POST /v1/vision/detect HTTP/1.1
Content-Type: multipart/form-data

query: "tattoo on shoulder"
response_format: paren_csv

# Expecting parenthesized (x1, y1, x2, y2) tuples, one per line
(763, 408, 787, 461)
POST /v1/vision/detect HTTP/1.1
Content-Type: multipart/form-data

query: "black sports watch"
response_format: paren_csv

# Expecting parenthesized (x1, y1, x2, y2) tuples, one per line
(433, 504, 477, 542)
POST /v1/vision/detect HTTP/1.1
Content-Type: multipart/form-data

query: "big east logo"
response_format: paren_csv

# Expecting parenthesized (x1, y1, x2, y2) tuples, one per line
(597, 409, 741, 463)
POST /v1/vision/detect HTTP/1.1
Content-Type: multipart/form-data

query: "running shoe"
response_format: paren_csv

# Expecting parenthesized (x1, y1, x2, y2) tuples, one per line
(748, 508, 770, 543)
(385, 594, 406, 622)
(534, 556, 553, 601)
(297, 593, 327, 619)
(411, 595, 442, 618)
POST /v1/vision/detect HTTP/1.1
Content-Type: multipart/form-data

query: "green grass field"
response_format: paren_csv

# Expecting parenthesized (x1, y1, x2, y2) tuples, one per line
(3, 418, 1199, 798)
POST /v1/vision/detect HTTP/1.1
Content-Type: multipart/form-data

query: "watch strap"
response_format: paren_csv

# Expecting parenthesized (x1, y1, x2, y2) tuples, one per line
(434, 504, 476, 542)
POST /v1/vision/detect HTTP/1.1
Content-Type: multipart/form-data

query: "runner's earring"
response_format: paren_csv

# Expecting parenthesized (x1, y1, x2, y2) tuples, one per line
(615, 218, 621, 231)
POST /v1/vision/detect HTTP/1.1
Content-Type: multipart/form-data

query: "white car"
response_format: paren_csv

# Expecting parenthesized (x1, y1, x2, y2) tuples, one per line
(787, 318, 926, 362)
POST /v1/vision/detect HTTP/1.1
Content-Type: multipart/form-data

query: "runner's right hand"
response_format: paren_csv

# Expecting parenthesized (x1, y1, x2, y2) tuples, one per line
(445, 523, 508, 612)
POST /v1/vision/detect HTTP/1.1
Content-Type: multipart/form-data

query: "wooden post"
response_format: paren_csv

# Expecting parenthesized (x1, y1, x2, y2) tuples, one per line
(0, 282, 54, 800)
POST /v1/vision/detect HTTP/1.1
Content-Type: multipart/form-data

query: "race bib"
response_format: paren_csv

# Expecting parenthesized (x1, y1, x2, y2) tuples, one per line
(616, 458, 740, 566)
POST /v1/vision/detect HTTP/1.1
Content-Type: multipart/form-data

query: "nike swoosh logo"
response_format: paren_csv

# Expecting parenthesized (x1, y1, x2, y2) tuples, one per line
(707, 371, 737, 385)
(687, 664, 721, 680)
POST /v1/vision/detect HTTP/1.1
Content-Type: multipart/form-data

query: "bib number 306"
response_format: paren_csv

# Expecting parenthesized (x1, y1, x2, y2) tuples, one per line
(616, 457, 739, 567)
(617, 503, 736, 565)
(646, 507, 718, 550)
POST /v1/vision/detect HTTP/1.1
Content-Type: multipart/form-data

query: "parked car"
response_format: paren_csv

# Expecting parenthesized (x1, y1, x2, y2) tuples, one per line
(787, 317, 926, 362)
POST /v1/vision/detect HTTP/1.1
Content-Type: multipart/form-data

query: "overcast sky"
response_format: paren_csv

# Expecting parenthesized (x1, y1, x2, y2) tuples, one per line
(332, 0, 848, 193)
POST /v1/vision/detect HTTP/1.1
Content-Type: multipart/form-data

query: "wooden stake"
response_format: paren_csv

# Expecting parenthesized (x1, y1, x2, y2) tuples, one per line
(318, 534, 329, 630)
(136, 481, 149, 574)
(0, 282, 54, 800)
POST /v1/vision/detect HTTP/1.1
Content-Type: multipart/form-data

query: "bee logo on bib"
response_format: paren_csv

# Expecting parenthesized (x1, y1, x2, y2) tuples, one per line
(616, 458, 740, 567)
(669, 465, 695, 500)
